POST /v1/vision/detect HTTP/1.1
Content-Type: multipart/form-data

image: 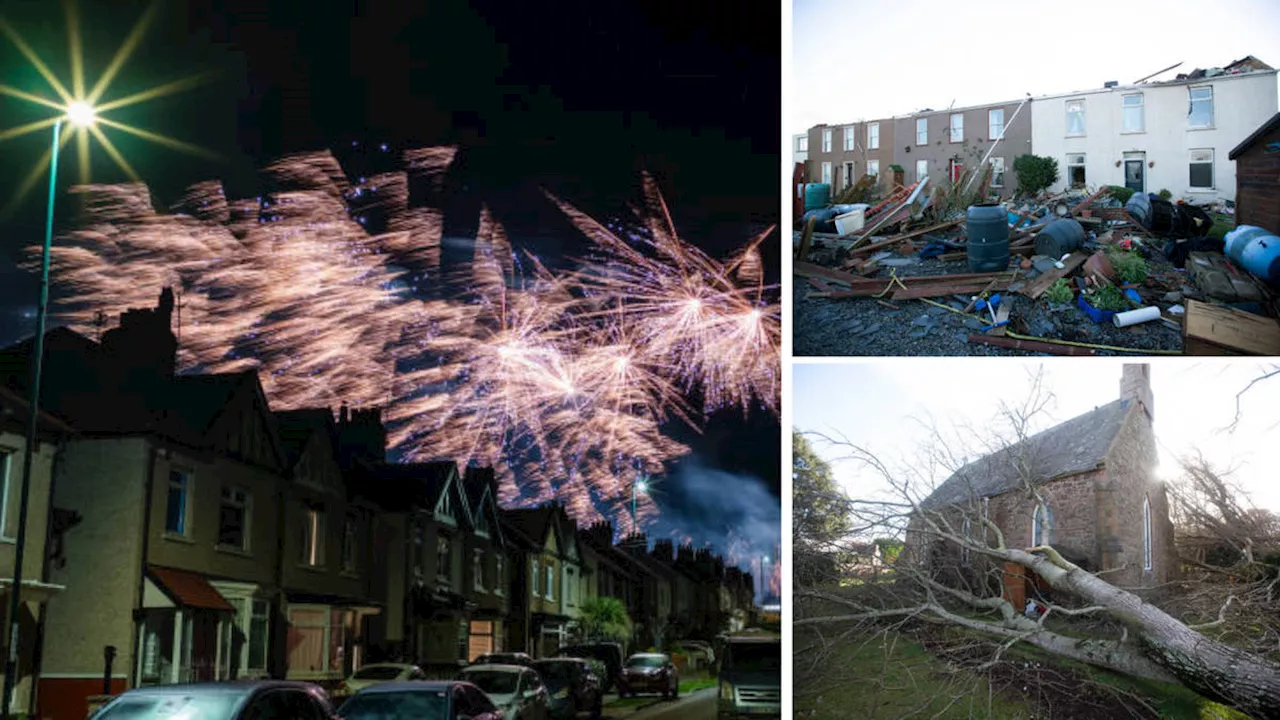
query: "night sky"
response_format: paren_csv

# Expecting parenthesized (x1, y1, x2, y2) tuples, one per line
(0, 0, 781, 542)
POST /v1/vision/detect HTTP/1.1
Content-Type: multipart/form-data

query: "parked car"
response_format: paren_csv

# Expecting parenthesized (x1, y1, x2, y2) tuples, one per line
(531, 658, 603, 719)
(716, 630, 781, 719)
(471, 652, 534, 667)
(456, 663, 550, 720)
(335, 663, 427, 700)
(339, 681, 504, 719)
(553, 642, 624, 692)
(618, 653, 678, 699)
(88, 680, 335, 719)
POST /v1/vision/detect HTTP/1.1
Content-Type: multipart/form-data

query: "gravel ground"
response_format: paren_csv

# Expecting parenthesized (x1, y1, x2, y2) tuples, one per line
(794, 233, 1190, 357)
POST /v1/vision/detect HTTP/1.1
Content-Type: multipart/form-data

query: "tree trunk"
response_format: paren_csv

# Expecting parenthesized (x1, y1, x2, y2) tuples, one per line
(1014, 548, 1280, 719)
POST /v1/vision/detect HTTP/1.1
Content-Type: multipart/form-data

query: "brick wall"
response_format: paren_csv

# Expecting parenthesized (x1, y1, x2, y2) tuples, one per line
(989, 472, 1100, 568)
(1096, 405, 1176, 587)
(1236, 124, 1280, 234)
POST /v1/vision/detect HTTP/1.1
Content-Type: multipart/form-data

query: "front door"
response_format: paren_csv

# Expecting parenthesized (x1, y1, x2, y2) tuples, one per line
(950, 160, 964, 183)
(1124, 152, 1146, 193)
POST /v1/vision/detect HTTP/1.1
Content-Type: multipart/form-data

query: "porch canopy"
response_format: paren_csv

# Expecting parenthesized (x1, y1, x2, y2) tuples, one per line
(144, 566, 235, 612)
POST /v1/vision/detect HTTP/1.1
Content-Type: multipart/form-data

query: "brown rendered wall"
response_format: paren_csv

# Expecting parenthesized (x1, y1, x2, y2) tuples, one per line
(1235, 124, 1280, 234)
(892, 100, 1033, 198)
(805, 121, 897, 191)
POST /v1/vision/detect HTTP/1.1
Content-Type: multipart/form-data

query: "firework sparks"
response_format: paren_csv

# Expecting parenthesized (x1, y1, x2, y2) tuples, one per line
(28, 148, 778, 536)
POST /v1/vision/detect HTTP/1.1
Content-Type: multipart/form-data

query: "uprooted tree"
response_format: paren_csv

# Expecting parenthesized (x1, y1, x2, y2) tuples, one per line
(795, 368, 1280, 719)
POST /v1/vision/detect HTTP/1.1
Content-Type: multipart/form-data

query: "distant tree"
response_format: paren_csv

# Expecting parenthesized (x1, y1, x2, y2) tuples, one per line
(793, 431, 853, 585)
(1012, 154, 1059, 195)
(576, 596, 632, 644)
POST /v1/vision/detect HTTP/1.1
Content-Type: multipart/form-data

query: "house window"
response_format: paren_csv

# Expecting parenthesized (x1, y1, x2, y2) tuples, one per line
(1143, 496, 1153, 571)
(1065, 100, 1086, 136)
(495, 555, 505, 596)
(545, 563, 556, 602)
(165, 470, 191, 536)
(915, 159, 927, 182)
(1031, 503, 1052, 546)
(222, 596, 270, 678)
(301, 504, 325, 567)
(990, 157, 1005, 188)
(1189, 86, 1213, 128)
(286, 606, 344, 676)
(218, 487, 251, 551)
(821, 128, 832, 152)
(1189, 149, 1214, 189)
(867, 160, 879, 177)
(844, 162, 854, 189)
(0, 449, 12, 539)
(342, 516, 358, 574)
(988, 109, 1004, 141)
(437, 533, 453, 583)
(821, 162, 832, 185)
(867, 122, 879, 150)
(950, 113, 963, 143)
(468, 620, 498, 661)
(473, 549, 485, 592)
(796, 135, 808, 153)
(1067, 153, 1087, 187)
(457, 621, 470, 663)
(531, 557, 541, 597)
(843, 126, 855, 152)
(915, 118, 927, 145)
(1122, 93, 1144, 132)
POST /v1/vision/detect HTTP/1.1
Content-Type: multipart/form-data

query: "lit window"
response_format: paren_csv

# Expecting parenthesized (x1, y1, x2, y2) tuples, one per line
(988, 109, 1005, 140)
(1065, 100, 1086, 136)
(1067, 153, 1087, 187)
(916, 118, 927, 145)
(950, 113, 963, 142)
(1188, 87, 1213, 128)
(1122, 93, 1144, 132)
(301, 504, 325, 566)
(1189, 149, 1214, 189)
(867, 122, 879, 150)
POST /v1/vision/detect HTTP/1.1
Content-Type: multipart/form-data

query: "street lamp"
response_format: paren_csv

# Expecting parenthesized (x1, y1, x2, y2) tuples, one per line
(631, 474, 649, 530)
(1, 102, 96, 720)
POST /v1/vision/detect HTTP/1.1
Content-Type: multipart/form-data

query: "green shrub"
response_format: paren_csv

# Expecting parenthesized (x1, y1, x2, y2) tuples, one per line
(889, 164, 904, 173)
(1109, 251, 1148, 284)
(1157, 188, 1172, 200)
(1012, 154, 1060, 195)
(1044, 279, 1074, 305)
(1089, 285, 1130, 312)
(1105, 185, 1135, 204)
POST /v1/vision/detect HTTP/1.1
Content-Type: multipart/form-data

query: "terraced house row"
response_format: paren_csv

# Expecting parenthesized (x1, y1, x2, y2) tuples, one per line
(798, 55, 1278, 203)
(0, 289, 758, 720)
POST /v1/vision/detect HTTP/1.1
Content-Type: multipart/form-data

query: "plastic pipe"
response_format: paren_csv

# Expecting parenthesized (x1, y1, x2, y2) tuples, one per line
(1112, 306, 1161, 328)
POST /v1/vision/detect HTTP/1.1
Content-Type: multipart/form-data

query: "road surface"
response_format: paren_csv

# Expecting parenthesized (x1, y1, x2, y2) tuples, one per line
(608, 688, 716, 720)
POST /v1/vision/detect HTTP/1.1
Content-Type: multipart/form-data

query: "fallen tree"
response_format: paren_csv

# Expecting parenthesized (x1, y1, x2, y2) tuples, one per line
(798, 370, 1280, 719)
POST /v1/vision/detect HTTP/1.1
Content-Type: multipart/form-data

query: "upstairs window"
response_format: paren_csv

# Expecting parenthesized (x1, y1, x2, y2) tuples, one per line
(1122, 93, 1144, 132)
(1065, 100, 1086, 136)
(843, 126, 855, 152)
(1188, 86, 1214, 128)
(437, 532, 453, 583)
(988, 109, 1005, 140)
(301, 504, 325, 567)
(821, 128, 832, 152)
(950, 113, 963, 143)
(218, 487, 251, 551)
(867, 122, 879, 150)
(916, 118, 928, 145)
(796, 135, 808, 153)
(166, 471, 191, 537)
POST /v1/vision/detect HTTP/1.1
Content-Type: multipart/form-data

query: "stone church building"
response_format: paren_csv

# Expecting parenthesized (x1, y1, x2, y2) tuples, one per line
(910, 364, 1177, 600)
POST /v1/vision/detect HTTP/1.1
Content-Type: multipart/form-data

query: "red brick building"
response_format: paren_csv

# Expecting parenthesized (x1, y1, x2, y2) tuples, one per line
(1229, 112, 1280, 234)
(907, 365, 1177, 596)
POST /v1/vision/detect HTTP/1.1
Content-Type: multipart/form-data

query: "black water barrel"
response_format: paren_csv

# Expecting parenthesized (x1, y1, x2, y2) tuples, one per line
(1034, 218, 1086, 259)
(967, 203, 1010, 273)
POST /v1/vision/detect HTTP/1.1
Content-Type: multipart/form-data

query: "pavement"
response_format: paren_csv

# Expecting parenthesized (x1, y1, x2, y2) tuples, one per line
(600, 687, 716, 719)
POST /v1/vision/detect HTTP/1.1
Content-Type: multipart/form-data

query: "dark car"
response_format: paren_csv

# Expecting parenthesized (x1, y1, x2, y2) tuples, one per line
(618, 653, 678, 699)
(340, 681, 505, 719)
(88, 680, 335, 719)
(532, 658, 603, 719)
(553, 643, 624, 692)
(471, 652, 535, 667)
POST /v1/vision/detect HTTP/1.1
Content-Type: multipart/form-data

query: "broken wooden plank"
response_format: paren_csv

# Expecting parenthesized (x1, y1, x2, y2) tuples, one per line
(794, 262, 869, 286)
(1020, 252, 1089, 300)
(892, 282, 1010, 300)
(806, 277, 831, 292)
(1070, 186, 1111, 215)
(967, 334, 1097, 356)
(1183, 299, 1280, 356)
(849, 196, 916, 249)
(795, 216, 816, 261)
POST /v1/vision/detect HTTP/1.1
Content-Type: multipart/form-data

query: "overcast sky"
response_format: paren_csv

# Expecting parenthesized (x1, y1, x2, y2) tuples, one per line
(793, 361, 1280, 514)
(790, 0, 1280, 136)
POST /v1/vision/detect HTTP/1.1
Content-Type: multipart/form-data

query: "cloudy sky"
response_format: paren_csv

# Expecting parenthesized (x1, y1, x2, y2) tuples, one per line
(793, 361, 1280, 512)
(790, 0, 1280, 136)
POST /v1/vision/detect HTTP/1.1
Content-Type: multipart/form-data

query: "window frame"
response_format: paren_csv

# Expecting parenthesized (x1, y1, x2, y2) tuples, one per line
(990, 157, 1005, 188)
(1121, 93, 1145, 133)
(915, 117, 927, 146)
(1188, 86, 1214, 129)
(820, 162, 832, 186)
(473, 548, 486, 593)
(1066, 153, 1087, 188)
(1031, 503, 1052, 547)
(1189, 148, 1215, 190)
(165, 469, 193, 538)
(1143, 496, 1154, 571)
(915, 159, 928, 183)
(843, 125, 855, 152)
(300, 503, 326, 568)
(867, 122, 879, 150)
(436, 532, 453, 584)
(949, 113, 963, 143)
(821, 128, 832, 153)
(988, 109, 1005, 141)
(545, 561, 556, 602)
(866, 160, 879, 177)
(796, 135, 808, 153)
(217, 485, 252, 552)
(1065, 99, 1086, 137)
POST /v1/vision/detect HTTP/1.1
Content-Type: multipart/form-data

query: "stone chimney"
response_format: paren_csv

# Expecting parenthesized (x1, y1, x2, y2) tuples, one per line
(1120, 364, 1154, 421)
(98, 287, 178, 385)
(336, 405, 387, 467)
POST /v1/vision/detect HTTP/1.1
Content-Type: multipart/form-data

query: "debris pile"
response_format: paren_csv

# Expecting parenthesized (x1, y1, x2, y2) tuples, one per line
(795, 181, 1280, 356)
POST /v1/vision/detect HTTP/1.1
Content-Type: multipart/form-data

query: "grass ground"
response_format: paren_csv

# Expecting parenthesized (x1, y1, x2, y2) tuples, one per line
(794, 626, 1250, 720)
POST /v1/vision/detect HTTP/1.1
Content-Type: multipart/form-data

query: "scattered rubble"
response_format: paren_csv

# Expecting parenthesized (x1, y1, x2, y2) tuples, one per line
(795, 179, 1280, 356)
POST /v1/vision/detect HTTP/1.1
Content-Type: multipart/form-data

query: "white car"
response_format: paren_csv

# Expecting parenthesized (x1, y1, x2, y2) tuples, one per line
(457, 663, 550, 720)
(337, 663, 427, 699)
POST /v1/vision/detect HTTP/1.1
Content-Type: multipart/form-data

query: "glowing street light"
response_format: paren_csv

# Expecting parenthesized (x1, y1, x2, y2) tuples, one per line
(66, 100, 96, 126)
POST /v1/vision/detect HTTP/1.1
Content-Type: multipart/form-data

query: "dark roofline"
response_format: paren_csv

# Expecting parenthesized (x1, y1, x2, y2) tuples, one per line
(0, 385, 76, 435)
(1230, 112, 1280, 160)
